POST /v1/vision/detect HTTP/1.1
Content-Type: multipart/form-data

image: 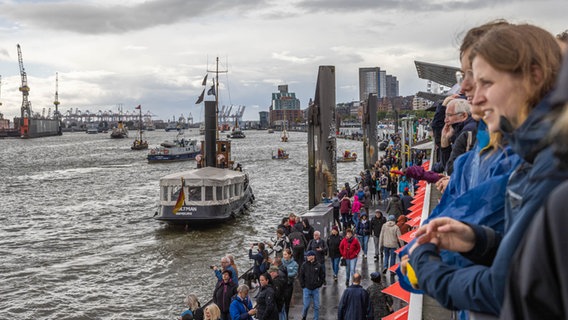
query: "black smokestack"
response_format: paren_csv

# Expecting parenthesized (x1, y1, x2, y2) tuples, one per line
(204, 100, 217, 167)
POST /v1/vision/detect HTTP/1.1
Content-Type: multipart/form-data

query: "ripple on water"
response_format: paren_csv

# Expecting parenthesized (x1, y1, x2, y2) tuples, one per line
(0, 130, 368, 319)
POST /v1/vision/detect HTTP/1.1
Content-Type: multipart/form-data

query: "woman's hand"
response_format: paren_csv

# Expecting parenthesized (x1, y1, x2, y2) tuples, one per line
(410, 217, 476, 254)
(436, 176, 450, 193)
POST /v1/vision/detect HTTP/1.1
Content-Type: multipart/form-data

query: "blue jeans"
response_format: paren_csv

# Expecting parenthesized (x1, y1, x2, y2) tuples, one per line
(302, 287, 320, 320)
(352, 212, 359, 228)
(330, 257, 340, 276)
(357, 235, 369, 255)
(383, 247, 397, 269)
(320, 261, 326, 279)
(345, 258, 358, 283)
(381, 189, 388, 201)
(279, 304, 286, 320)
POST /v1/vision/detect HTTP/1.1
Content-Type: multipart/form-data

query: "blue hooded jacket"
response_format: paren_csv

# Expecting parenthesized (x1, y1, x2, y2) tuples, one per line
(410, 94, 568, 315)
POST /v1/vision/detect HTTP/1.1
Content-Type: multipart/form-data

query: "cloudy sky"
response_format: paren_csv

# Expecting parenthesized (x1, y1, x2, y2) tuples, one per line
(0, 0, 566, 121)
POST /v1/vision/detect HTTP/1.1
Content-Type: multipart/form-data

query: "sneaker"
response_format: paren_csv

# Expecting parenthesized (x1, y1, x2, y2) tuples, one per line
(374, 256, 378, 261)
(382, 268, 387, 274)
(363, 254, 367, 259)
(333, 275, 338, 281)
(345, 280, 349, 286)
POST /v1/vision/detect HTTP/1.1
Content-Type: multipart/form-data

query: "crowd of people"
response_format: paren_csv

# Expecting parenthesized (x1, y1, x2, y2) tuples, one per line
(177, 21, 568, 320)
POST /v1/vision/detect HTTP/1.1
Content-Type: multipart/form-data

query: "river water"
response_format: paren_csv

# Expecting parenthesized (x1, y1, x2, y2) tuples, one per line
(0, 129, 366, 319)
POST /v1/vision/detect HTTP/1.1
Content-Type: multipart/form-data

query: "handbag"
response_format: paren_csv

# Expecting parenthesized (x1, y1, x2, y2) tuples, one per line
(340, 258, 346, 266)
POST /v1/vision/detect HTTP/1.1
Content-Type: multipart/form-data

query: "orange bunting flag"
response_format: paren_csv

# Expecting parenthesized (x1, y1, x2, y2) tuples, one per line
(173, 179, 185, 214)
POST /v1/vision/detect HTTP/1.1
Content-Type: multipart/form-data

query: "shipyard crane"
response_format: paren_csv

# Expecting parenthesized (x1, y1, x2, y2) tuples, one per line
(17, 44, 31, 119)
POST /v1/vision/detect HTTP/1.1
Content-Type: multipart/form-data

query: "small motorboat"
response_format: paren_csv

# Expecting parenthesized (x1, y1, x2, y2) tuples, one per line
(337, 150, 357, 162)
(272, 148, 289, 160)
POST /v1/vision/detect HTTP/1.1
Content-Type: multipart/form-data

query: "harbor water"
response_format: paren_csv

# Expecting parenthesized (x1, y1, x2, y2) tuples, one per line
(0, 129, 366, 319)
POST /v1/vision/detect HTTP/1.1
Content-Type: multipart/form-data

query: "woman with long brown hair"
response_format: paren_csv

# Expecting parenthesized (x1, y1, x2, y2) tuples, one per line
(408, 23, 564, 317)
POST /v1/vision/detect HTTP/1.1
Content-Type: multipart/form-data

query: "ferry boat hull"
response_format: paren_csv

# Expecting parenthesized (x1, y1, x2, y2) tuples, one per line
(154, 167, 254, 225)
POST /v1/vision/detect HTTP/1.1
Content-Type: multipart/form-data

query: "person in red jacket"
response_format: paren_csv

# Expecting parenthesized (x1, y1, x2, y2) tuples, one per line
(339, 228, 361, 286)
(339, 195, 352, 231)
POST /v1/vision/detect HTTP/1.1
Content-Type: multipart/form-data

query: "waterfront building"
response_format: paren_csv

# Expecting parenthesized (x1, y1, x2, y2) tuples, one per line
(269, 84, 303, 128)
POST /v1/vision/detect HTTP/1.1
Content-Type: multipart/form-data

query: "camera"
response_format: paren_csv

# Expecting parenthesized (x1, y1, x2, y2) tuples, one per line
(252, 242, 259, 246)
(209, 265, 216, 269)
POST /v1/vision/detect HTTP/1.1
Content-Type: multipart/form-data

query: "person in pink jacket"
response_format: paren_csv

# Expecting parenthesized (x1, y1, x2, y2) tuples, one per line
(339, 228, 361, 286)
(351, 195, 362, 228)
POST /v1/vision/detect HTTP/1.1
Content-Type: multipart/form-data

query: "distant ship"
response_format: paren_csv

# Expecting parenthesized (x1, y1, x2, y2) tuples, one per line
(110, 120, 128, 139)
(147, 131, 200, 163)
(131, 105, 148, 150)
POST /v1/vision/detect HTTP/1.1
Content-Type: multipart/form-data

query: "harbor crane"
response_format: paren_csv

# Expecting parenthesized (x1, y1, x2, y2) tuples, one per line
(17, 44, 31, 119)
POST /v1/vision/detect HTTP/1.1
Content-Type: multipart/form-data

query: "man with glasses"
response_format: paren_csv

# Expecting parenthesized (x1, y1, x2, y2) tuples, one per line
(440, 97, 478, 175)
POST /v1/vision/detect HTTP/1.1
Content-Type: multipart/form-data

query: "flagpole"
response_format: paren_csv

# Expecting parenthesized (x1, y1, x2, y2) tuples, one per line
(207, 57, 227, 141)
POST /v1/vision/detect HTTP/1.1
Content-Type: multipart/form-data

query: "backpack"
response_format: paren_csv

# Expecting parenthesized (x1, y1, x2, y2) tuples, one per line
(289, 232, 305, 249)
(332, 197, 340, 208)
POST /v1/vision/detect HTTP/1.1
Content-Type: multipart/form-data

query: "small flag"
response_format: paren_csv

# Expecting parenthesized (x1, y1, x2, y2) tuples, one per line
(207, 85, 215, 96)
(173, 179, 185, 214)
(195, 89, 205, 104)
(135, 105, 141, 110)
(201, 74, 208, 86)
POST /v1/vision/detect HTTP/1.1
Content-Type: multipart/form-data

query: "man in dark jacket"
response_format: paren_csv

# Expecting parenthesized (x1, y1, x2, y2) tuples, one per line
(367, 272, 393, 319)
(371, 210, 386, 262)
(400, 190, 413, 215)
(268, 265, 288, 320)
(440, 98, 477, 175)
(213, 269, 238, 320)
(338, 273, 372, 320)
(306, 231, 328, 285)
(326, 226, 343, 281)
(298, 251, 324, 320)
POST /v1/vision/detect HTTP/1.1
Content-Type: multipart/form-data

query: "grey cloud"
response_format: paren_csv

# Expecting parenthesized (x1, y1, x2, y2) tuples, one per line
(0, 0, 267, 34)
(296, 0, 511, 13)
(0, 48, 10, 59)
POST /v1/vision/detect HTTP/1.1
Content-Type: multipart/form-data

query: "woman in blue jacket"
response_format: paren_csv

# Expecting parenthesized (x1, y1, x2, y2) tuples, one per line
(409, 23, 565, 317)
(229, 284, 256, 320)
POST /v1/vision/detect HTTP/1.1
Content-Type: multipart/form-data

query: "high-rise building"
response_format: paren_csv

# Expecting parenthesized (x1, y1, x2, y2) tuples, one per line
(385, 75, 399, 97)
(359, 67, 398, 101)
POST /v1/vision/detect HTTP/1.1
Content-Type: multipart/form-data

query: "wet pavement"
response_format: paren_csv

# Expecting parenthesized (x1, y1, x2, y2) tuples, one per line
(286, 202, 408, 319)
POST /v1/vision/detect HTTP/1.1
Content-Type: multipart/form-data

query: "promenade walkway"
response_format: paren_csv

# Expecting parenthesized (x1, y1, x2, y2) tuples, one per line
(286, 202, 408, 319)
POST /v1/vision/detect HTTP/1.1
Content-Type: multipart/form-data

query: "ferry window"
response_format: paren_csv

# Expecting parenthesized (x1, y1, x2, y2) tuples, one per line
(205, 186, 214, 201)
(172, 185, 183, 202)
(233, 184, 238, 197)
(162, 186, 169, 201)
(216, 186, 223, 200)
(188, 186, 201, 201)
(225, 185, 231, 199)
